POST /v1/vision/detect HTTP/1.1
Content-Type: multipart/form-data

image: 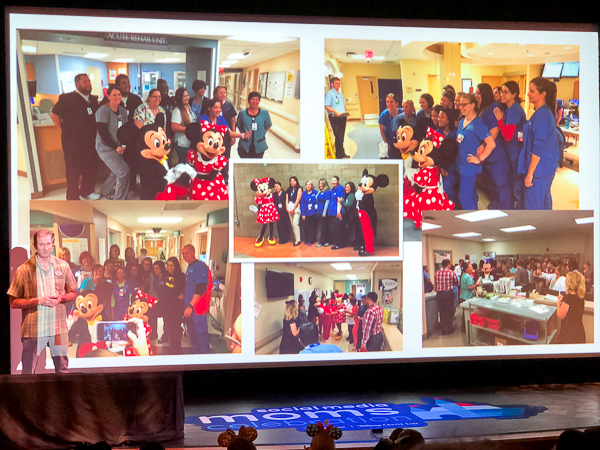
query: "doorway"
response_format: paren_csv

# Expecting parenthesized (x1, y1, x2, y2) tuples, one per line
(427, 75, 440, 105)
(482, 76, 504, 90)
(433, 250, 452, 273)
(357, 76, 380, 118)
(377, 79, 403, 114)
(87, 67, 102, 97)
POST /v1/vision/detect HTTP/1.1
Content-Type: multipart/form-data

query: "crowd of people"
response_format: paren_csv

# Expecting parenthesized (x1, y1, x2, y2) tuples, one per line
(279, 290, 384, 354)
(7, 230, 217, 373)
(377, 78, 566, 210)
(429, 256, 591, 344)
(50, 72, 273, 200)
(256, 175, 378, 252)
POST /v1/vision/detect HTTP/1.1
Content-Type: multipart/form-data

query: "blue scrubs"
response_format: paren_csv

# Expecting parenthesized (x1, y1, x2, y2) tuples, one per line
(480, 103, 512, 209)
(502, 103, 527, 209)
(437, 128, 460, 208)
(185, 259, 211, 354)
(519, 104, 559, 210)
(379, 109, 399, 158)
(316, 189, 331, 216)
(328, 185, 345, 216)
(456, 117, 490, 210)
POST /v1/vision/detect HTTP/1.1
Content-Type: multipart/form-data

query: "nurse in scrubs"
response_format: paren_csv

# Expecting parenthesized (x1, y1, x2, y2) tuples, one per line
(455, 93, 496, 210)
(437, 108, 460, 207)
(520, 77, 559, 210)
(494, 81, 527, 209)
(476, 83, 512, 209)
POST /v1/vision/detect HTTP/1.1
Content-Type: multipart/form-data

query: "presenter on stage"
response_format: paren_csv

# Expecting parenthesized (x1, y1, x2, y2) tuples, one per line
(182, 244, 213, 354)
(8, 229, 78, 374)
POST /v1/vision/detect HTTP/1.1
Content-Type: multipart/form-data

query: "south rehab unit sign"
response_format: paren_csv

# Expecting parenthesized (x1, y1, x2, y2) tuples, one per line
(105, 33, 168, 45)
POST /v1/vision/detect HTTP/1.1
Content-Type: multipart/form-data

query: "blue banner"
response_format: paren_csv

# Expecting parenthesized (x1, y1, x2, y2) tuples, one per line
(186, 397, 547, 432)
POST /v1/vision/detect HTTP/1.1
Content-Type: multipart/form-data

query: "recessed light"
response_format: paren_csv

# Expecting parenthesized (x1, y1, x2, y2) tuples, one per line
(575, 217, 594, 225)
(452, 232, 482, 238)
(227, 53, 250, 59)
(138, 217, 182, 224)
(221, 59, 239, 65)
(528, 54, 535, 57)
(346, 275, 358, 280)
(84, 53, 109, 59)
(482, 238, 496, 242)
(422, 223, 441, 231)
(500, 225, 536, 233)
(456, 210, 508, 222)
(330, 263, 352, 271)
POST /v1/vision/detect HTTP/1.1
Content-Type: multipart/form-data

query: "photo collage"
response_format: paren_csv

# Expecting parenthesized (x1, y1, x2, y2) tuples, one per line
(8, 12, 598, 373)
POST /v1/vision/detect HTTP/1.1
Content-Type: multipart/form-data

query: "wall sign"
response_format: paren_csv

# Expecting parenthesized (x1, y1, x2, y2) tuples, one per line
(105, 33, 168, 45)
(186, 398, 546, 432)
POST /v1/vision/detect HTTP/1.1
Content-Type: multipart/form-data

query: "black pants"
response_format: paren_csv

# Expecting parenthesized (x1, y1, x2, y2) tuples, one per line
(276, 210, 293, 244)
(302, 215, 318, 243)
(238, 142, 265, 159)
(436, 290, 455, 334)
(366, 331, 383, 352)
(318, 214, 330, 244)
(329, 115, 347, 158)
(63, 146, 98, 200)
(347, 323, 354, 343)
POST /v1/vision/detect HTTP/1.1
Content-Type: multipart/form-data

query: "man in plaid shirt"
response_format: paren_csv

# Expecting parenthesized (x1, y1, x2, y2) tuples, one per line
(434, 259, 459, 335)
(360, 292, 384, 352)
(8, 229, 77, 373)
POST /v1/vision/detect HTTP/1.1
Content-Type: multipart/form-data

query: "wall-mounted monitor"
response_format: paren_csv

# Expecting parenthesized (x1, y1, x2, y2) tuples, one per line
(265, 269, 294, 298)
(562, 61, 580, 77)
(542, 62, 564, 78)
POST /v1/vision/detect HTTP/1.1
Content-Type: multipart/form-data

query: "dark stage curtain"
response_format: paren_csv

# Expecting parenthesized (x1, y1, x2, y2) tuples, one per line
(0, 371, 184, 449)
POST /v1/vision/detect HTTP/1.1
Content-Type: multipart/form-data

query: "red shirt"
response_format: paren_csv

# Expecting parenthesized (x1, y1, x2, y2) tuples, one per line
(361, 304, 383, 348)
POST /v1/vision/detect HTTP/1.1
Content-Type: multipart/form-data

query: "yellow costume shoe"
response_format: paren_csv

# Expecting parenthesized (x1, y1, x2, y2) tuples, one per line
(268, 237, 276, 245)
(255, 237, 264, 248)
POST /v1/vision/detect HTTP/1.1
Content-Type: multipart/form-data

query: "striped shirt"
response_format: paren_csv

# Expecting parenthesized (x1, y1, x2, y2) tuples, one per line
(7, 255, 77, 338)
(361, 304, 383, 349)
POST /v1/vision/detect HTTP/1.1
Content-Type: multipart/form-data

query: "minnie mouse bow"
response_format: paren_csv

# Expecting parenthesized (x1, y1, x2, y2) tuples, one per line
(135, 289, 158, 308)
(200, 120, 228, 136)
(306, 421, 343, 440)
(254, 177, 270, 186)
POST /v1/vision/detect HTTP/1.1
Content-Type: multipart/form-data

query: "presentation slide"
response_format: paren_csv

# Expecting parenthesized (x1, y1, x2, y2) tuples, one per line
(6, 9, 599, 374)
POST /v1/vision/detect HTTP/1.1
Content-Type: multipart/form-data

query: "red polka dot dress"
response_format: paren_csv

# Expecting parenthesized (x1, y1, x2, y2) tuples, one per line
(187, 149, 229, 200)
(403, 166, 454, 228)
(255, 194, 279, 224)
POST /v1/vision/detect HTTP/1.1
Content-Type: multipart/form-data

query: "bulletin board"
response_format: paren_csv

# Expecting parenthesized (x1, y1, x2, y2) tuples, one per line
(265, 71, 286, 103)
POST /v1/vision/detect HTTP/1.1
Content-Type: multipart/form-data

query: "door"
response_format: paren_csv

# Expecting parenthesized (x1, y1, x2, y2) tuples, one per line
(427, 75, 440, 105)
(357, 76, 379, 118)
(482, 76, 504, 91)
(253, 69, 259, 92)
(377, 79, 403, 114)
(87, 67, 102, 97)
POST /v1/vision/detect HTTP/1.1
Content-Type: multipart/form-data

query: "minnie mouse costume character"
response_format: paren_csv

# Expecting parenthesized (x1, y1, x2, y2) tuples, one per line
(250, 177, 279, 247)
(306, 421, 343, 450)
(403, 128, 457, 228)
(159, 120, 229, 200)
(122, 289, 159, 356)
(356, 169, 389, 256)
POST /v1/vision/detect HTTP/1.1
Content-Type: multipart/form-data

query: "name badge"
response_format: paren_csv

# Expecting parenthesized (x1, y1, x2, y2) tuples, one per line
(55, 270, 62, 276)
(87, 108, 93, 115)
(308, 204, 313, 210)
(456, 134, 464, 143)
(251, 122, 258, 131)
(119, 288, 125, 296)
(278, 203, 282, 208)
(517, 131, 524, 142)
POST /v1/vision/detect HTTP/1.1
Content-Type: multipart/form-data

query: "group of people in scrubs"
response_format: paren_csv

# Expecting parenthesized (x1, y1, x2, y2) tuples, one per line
(379, 77, 562, 210)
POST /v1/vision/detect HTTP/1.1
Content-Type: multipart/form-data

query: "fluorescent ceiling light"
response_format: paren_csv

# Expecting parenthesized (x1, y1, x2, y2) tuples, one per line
(22, 45, 37, 53)
(500, 225, 536, 233)
(330, 263, 352, 271)
(155, 58, 182, 63)
(112, 58, 135, 63)
(221, 59, 239, 65)
(575, 217, 594, 225)
(84, 53, 109, 59)
(346, 275, 358, 280)
(351, 54, 366, 60)
(452, 232, 482, 238)
(373, 56, 385, 60)
(138, 217, 183, 224)
(145, 230, 167, 234)
(456, 210, 508, 222)
(227, 53, 250, 59)
(225, 35, 296, 44)
(482, 238, 496, 242)
(219, 64, 231, 68)
(528, 54, 535, 57)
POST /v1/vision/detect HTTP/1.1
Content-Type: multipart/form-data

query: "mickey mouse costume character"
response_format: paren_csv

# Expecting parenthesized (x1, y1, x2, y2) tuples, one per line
(250, 177, 279, 247)
(160, 120, 230, 200)
(392, 119, 427, 200)
(356, 169, 389, 256)
(217, 425, 258, 450)
(117, 115, 172, 200)
(403, 128, 457, 228)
